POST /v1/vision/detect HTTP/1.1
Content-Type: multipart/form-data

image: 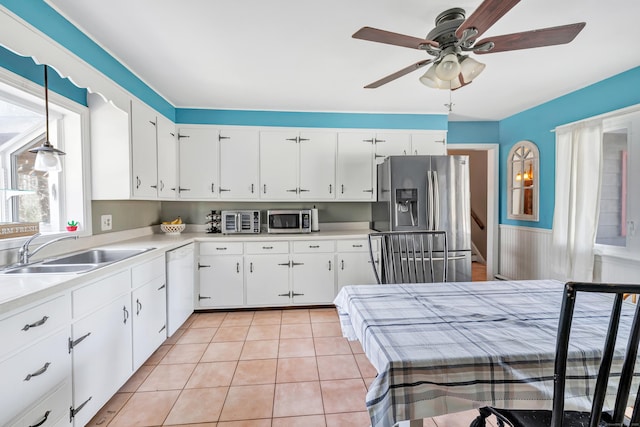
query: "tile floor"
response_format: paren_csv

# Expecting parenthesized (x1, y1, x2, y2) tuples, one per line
(87, 307, 493, 427)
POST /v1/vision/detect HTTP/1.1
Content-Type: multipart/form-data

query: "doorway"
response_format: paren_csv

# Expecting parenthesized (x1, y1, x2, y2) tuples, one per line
(447, 144, 498, 280)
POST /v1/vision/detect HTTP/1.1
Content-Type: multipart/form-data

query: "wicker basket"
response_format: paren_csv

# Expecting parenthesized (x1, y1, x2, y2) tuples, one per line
(160, 223, 185, 234)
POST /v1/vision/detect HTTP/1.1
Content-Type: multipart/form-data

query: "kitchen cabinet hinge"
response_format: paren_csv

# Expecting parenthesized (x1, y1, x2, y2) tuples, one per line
(69, 396, 92, 422)
(68, 332, 91, 353)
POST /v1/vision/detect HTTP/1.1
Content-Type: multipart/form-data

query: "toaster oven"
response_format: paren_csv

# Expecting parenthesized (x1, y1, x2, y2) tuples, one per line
(221, 210, 261, 234)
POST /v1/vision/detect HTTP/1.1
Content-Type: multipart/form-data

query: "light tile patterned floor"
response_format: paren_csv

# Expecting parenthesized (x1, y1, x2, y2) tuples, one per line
(88, 307, 493, 427)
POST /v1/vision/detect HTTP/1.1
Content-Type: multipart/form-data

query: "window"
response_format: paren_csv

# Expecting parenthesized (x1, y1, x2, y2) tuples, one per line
(596, 111, 640, 253)
(507, 140, 539, 221)
(0, 66, 91, 246)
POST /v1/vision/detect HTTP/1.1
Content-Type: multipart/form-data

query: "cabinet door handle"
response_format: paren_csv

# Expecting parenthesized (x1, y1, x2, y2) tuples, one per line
(123, 306, 129, 324)
(414, 150, 418, 155)
(250, 262, 253, 273)
(149, 120, 156, 126)
(28, 410, 50, 427)
(198, 263, 211, 269)
(68, 332, 91, 353)
(159, 180, 165, 191)
(211, 183, 215, 193)
(251, 183, 255, 193)
(136, 299, 142, 316)
(329, 184, 332, 194)
(341, 260, 345, 270)
(158, 284, 166, 290)
(236, 262, 240, 273)
(22, 316, 49, 331)
(24, 362, 51, 381)
(263, 184, 267, 194)
(328, 260, 332, 271)
(136, 176, 141, 189)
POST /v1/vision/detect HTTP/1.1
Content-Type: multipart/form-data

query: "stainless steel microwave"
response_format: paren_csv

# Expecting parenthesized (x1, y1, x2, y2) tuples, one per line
(221, 210, 261, 234)
(267, 210, 312, 234)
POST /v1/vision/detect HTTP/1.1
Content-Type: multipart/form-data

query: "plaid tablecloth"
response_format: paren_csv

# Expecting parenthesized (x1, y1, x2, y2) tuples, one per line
(334, 280, 637, 427)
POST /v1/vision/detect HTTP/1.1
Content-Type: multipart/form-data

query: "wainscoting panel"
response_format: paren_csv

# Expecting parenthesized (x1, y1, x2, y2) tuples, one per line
(499, 225, 552, 280)
(594, 254, 640, 283)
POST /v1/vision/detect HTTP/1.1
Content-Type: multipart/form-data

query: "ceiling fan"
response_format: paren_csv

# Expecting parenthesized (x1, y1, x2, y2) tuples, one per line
(353, 0, 586, 90)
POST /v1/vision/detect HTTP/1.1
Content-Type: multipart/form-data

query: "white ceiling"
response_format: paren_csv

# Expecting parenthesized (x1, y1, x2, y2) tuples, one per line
(47, 0, 640, 121)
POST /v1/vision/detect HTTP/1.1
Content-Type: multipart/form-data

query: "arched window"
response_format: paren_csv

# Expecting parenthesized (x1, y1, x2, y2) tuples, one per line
(507, 140, 539, 221)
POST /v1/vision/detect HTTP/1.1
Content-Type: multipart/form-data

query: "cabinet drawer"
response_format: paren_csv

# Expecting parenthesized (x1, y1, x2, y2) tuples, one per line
(0, 295, 70, 360)
(245, 241, 289, 254)
(337, 239, 374, 252)
(7, 380, 71, 427)
(200, 242, 243, 255)
(132, 255, 165, 286)
(292, 240, 335, 253)
(72, 270, 131, 319)
(0, 329, 71, 426)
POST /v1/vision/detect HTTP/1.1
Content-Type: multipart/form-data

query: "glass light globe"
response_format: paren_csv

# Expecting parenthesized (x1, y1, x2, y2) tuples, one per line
(435, 54, 461, 81)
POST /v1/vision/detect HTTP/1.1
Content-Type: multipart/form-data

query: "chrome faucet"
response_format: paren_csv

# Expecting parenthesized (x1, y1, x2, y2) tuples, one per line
(18, 232, 79, 265)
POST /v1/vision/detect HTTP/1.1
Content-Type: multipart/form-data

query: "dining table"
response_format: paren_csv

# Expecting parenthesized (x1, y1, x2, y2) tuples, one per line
(333, 279, 638, 427)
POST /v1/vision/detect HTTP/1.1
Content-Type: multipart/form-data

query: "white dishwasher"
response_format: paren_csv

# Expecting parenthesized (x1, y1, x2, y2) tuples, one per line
(166, 242, 195, 336)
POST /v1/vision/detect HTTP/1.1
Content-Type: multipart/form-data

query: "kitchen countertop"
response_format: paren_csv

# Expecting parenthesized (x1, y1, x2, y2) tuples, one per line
(0, 225, 373, 315)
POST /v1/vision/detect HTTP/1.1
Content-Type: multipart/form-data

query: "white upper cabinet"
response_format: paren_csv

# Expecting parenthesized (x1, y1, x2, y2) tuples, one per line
(298, 131, 336, 200)
(156, 115, 177, 199)
(219, 129, 259, 199)
(259, 131, 300, 199)
(130, 99, 159, 198)
(336, 132, 375, 200)
(373, 133, 411, 163)
(260, 130, 336, 200)
(177, 127, 219, 199)
(411, 131, 447, 155)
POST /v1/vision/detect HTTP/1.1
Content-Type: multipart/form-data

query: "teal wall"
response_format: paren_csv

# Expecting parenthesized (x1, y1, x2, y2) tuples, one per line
(499, 66, 640, 229)
(448, 121, 499, 144)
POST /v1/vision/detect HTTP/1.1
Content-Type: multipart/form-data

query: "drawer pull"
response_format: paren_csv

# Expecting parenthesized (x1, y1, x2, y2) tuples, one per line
(215, 247, 227, 250)
(262, 246, 273, 250)
(29, 410, 50, 427)
(24, 362, 51, 381)
(68, 332, 91, 353)
(22, 316, 49, 331)
(309, 245, 320, 248)
(352, 244, 363, 248)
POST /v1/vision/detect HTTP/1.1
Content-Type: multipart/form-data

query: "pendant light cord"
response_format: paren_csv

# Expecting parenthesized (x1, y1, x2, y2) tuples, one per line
(44, 65, 51, 147)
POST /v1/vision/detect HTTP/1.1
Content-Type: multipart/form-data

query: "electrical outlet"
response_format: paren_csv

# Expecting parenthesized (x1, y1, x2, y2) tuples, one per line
(101, 214, 112, 231)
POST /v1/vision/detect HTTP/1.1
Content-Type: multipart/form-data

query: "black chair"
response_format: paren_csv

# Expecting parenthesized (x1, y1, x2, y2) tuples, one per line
(367, 230, 448, 284)
(471, 281, 640, 427)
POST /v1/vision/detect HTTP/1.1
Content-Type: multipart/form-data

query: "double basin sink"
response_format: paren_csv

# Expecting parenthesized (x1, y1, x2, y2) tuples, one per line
(2, 248, 155, 275)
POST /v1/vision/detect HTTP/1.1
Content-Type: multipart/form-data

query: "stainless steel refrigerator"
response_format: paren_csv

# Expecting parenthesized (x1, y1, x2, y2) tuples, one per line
(371, 155, 471, 282)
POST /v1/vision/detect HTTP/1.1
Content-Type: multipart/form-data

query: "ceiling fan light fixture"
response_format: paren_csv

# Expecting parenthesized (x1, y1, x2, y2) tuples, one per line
(459, 56, 486, 83)
(434, 53, 461, 81)
(420, 65, 461, 90)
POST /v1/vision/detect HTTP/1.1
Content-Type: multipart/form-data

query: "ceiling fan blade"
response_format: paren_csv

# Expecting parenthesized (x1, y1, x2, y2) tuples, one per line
(353, 27, 438, 49)
(474, 22, 586, 54)
(364, 59, 433, 88)
(455, 0, 521, 40)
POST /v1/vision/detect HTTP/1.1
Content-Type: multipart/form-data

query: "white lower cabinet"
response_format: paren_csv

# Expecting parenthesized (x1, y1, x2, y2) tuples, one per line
(337, 239, 380, 291)
(71, 292, 132, 426)
(197, 242, 244, 308)
(8, 380, 72, 427)
(246, 253, 292, 306)
(290, 253, 335, 304)
(132, 275, 167, 370)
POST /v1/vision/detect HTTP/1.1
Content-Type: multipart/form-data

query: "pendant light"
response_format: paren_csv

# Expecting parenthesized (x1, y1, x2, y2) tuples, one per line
(29, 65, 65, 172)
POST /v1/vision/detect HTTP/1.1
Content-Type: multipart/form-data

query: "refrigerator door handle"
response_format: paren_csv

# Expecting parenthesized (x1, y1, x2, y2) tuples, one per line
(425, 172, 432, 230)
(432, 171, 440, 230)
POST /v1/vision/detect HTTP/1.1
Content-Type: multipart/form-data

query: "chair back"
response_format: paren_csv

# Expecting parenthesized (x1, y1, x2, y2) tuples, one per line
(367, 230, 448, 284)
(553, 282, 640, 427)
